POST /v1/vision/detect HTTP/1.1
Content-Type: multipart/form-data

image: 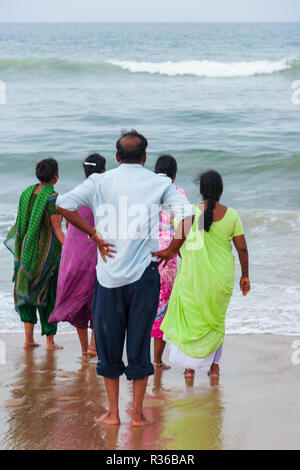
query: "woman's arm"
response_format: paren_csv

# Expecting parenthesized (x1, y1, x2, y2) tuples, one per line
(233, 234, 251, 296)
(50, 214, 65, 246)
(152, 215, 194, 267)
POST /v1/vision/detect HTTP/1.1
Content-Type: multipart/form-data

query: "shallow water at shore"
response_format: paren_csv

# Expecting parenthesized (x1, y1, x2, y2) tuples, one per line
(1, 333, 300, 450)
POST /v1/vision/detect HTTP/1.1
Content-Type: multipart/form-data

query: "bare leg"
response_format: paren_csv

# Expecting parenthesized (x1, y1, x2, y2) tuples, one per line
(76, 328, 89, 357)
(87, 330, 97, 357)
(208, 363, 220, 386)
(96, 377, 121, 425)
(46, 335, 63, 351)
(23, 323, 40, 349)
(154, 338, 170, 370)
(184, 368, 195, 377)
(131, 377, 155, 427)
(209, 363, 220, 377)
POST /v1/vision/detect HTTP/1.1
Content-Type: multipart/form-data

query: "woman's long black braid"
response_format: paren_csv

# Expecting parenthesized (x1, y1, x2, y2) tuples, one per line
(198, 170, 223, 232)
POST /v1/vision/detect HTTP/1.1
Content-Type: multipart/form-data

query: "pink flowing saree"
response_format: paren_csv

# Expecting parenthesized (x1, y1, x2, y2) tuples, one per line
(49, 207, 97, 329)
(151, 187, 187, 339)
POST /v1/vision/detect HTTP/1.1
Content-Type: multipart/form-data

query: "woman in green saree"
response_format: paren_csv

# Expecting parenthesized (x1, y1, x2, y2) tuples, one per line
(161, 170, 250, 379)
(6, 158, 65, 350)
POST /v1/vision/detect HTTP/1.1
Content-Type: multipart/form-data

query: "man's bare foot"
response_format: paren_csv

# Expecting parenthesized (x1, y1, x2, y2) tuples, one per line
(23, 342, 40, 349)
(131, 413, 156, 427)
(208, 363, 220, 377)
(95, 411, 121, 425)
(46, 343, 63, 351)
(154, 361, 171, 370)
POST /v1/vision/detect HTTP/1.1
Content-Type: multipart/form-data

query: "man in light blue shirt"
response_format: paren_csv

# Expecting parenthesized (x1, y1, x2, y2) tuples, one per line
(57, 130, 194, 427)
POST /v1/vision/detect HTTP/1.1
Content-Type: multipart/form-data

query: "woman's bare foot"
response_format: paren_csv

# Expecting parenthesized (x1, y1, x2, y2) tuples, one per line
(208, 363, 220, 377)
(184, 368, 195, 377)
(87, 347, 97, 357)
(154, 361, 171, 370)
(46, 343, 63, 351)
(95, 411, 120, 425)
(23, 342, 40, 350)
(131, 414, 156, 427)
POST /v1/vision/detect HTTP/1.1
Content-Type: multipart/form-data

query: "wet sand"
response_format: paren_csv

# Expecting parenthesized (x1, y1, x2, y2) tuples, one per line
(0, 333, 299, 450)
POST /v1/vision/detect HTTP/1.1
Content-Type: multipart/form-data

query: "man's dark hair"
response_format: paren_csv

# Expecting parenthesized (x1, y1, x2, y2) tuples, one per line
(116, 130, 148, 163)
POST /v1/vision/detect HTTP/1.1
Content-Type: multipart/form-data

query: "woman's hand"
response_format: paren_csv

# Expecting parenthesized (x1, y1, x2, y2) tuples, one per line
(240, 277, 251, 296)
(152, 216, 194, 268)
(94, 234, 117, 263)
(152, 247, 178, 268)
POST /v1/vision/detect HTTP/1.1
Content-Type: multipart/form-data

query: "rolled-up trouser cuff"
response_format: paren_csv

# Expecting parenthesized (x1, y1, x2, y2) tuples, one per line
(125, 364, 154, 381)
(96, 360, 125, 379)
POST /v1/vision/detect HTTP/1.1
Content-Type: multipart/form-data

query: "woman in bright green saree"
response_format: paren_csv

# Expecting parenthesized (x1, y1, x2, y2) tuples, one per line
(5, 158, 65, 350)
(161, 170, 250, 379)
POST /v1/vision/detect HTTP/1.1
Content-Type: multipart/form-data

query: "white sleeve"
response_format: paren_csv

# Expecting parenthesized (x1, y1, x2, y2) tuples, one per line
(161, 184, 194, 221)
(56, 175, 97, 211)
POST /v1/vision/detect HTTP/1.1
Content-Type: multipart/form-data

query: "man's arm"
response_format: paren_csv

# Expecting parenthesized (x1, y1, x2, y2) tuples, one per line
(56, 176, 116, 263)
(56, 208, 116, 263)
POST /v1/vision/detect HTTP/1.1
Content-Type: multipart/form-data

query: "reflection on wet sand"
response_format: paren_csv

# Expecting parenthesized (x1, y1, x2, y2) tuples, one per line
(3, 343, 223, 450)
(118, 368, 223, 451)
(160, 383, 223, 450)
(2, 334, 299, 450)
(150, 367, 223, 451)
(3, 347, 120, 450)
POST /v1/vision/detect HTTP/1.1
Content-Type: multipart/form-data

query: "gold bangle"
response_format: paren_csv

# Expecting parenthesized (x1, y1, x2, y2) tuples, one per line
(88, 231, 97, 241)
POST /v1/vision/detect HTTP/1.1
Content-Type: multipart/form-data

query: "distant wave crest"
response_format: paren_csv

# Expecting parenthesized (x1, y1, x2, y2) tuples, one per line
(108, 58, 299, 77)
(1, 57, 299, 78)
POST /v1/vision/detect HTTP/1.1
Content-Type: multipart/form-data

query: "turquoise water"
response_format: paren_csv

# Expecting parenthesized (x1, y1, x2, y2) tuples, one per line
(0, 23, 299, 334)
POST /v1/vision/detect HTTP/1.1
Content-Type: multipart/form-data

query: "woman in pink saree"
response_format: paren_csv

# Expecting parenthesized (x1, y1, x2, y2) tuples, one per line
(152, 155, 187, 369)
(49, 154, 106, 358)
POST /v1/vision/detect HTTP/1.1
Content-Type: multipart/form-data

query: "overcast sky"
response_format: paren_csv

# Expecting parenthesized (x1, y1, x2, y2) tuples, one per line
(1, 0, 300, 23)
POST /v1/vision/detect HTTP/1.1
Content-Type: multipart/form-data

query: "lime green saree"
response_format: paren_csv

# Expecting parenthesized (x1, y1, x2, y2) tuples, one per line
(161, 205, 244, 359)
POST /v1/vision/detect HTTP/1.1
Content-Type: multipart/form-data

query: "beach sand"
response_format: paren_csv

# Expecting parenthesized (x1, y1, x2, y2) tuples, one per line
(0, 333, 299, 450)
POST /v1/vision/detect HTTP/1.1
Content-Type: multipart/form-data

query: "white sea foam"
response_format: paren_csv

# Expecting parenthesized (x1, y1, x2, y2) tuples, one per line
(108, 58, 293, 78)
(1, 282, 299, 336)
(0, 292, 74, 334)
(226, 282, 300, 336)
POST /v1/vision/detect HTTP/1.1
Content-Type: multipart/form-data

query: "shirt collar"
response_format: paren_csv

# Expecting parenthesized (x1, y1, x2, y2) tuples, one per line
(119, 163, 144, 169)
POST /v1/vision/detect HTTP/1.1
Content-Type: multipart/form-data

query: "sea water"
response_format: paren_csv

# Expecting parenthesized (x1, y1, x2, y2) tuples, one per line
(0, 22, 299, 334)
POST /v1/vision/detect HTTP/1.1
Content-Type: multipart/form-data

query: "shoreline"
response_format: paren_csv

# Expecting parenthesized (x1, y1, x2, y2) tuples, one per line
(1, 333, 300, 450)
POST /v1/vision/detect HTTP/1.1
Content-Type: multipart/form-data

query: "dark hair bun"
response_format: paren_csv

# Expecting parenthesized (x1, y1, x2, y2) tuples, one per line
(155, 154, 178, 180)
(84, 153, 106, 178)
(36, 158, 59, 183)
